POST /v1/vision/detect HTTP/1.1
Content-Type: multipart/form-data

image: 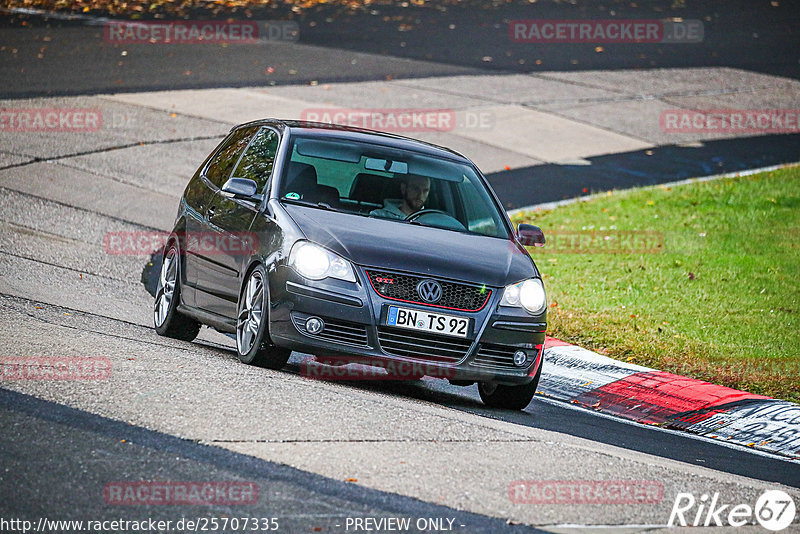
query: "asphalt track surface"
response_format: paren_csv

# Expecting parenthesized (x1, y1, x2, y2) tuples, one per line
(0, 388, 544, 533)
(1, 0, 798, 98)
(1, 2, 800, 532)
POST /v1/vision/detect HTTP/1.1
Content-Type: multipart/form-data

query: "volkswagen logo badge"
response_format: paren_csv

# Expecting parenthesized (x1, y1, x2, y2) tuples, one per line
(417, 279, 443, 304)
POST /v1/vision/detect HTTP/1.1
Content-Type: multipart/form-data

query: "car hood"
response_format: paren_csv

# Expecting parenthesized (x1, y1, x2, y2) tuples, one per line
(283, 204, 538, 287)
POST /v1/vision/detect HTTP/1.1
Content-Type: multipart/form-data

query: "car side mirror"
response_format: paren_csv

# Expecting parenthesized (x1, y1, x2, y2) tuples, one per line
(221, 178, 259, 200)
(517, 223, 545, 247)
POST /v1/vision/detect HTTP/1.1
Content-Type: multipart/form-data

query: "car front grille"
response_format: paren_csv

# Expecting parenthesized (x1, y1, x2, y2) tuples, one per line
(292, 313, 369, 347)
(377, 326, 472, 364)
(365, 270, 491, 311)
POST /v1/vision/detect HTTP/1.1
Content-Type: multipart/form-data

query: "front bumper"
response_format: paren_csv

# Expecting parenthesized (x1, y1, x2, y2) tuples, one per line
(268, 265, 546, 385)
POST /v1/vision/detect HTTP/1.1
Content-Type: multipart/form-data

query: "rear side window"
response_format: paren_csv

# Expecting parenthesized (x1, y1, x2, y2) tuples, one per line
(457, 179, 504, 237)
(204, 126, 258, 188)
(232, 127, 280, 191)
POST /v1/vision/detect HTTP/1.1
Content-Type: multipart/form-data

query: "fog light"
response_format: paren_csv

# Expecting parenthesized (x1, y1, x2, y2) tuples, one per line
(513, 350, 528, 367)
(306, 317, 324, 335)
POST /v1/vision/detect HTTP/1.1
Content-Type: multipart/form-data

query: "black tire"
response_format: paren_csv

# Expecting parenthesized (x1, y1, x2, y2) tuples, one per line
(478, 361, 543, 410)
(154, 242, 201, 341)
(236, 265, 291, 369)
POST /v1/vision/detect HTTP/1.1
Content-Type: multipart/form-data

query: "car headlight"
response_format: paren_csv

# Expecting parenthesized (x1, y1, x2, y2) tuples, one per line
(289, 241, 356, 283)
(499, 278, 546, 315)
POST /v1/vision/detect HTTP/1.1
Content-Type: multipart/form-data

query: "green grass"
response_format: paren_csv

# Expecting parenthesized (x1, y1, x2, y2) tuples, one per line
(511, 165, 800, 402)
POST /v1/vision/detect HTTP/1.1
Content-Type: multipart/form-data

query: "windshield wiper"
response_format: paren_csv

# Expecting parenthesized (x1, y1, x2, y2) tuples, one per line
(281, 197, 342, 212)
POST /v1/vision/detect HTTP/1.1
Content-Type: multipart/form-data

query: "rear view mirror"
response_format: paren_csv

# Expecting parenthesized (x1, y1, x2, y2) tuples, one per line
(517, 223, 545, 247)
(221, 178, 259, 200)
(365, 158, 408, 174)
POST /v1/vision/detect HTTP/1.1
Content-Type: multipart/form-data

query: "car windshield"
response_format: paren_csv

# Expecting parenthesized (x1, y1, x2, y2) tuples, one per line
(278, 135, 510, 239)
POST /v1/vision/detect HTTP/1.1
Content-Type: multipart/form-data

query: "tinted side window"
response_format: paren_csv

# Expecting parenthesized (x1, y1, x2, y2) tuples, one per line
(204, 126, 258, 188)
(232, 127, 279, 190)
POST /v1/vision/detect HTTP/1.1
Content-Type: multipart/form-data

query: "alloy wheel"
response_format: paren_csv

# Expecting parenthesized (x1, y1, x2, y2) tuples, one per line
(154, 248, 177, 327)
(237, 269, 264, 355)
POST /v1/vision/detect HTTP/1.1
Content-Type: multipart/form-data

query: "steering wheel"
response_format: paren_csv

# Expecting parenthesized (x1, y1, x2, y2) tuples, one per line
(404, 209, 467, 231)
(404, 209, 451, 222)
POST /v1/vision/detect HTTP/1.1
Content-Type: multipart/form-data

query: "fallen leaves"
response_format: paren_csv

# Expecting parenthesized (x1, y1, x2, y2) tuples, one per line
(6, 0, 368, 19)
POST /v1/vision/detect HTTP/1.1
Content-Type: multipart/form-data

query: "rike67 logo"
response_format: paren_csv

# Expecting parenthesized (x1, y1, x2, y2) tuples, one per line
(669, 490, 796, 531)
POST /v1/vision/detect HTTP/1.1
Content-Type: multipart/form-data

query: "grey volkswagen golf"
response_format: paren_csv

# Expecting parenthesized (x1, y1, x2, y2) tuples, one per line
(154, 119, 547, 410)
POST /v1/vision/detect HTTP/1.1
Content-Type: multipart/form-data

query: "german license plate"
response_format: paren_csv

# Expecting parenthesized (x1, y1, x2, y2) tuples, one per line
(386, 306, 469, 338)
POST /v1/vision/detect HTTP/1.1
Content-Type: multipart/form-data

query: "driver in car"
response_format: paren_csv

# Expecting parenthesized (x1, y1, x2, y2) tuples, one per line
(369, 174, 431, 219)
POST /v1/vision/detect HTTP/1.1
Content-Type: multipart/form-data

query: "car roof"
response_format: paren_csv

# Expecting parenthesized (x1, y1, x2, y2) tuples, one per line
(234, 118, 472, 164)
